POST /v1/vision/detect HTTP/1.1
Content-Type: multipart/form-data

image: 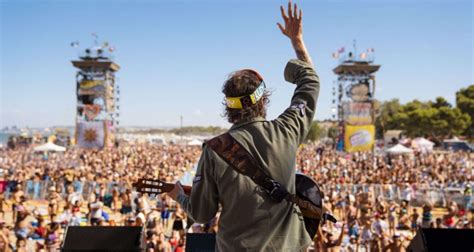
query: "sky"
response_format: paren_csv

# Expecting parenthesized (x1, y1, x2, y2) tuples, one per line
(1, 0, 472, 128)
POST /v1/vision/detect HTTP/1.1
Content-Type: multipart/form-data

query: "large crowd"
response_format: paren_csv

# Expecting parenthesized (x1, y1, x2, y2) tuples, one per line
(0, 142, 472, 251)
(298, 145, 472, 251)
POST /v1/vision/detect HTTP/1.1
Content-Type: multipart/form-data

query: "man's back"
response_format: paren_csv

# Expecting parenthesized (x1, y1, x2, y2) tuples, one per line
(197, 58, 320, 251)
(215, 121, 309, 251)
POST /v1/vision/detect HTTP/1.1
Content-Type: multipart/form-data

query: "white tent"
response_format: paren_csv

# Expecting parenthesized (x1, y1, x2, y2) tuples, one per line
(443, 136, 461, 142)
(34, 142, 66, 152)
(188, 139, 203, 146)
(412, 137, 434, 153)
(386, 143, 413, 155)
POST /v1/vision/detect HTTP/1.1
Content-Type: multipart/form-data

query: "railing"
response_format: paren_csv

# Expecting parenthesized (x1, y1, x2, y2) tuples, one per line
(320, 184, 470, 208)
(2, 180, 126, 202)
(2, 180, 470, 209)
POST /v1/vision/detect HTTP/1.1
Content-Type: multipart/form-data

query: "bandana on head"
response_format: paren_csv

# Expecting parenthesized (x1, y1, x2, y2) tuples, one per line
(225, 69, 266, 109)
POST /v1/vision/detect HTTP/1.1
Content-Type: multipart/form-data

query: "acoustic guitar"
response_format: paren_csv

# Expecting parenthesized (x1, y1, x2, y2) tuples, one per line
(133, 173, 335, 239)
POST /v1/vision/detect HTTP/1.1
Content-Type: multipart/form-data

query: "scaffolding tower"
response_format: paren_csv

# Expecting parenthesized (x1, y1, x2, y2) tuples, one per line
(332, 47, 380, 152)
(72, 39, 120, 149)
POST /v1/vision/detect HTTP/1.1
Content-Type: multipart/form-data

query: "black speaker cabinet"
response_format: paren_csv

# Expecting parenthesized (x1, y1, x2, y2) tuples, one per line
(61, 226, 145, 252)
(185, 233, 216, 252)
(407, 228, 474, 252)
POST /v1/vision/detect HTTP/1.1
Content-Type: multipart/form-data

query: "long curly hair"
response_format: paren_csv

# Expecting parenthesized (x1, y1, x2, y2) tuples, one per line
(222, 70, 270, 124)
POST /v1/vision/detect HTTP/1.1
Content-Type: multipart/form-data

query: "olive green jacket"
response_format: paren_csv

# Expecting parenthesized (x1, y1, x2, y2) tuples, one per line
(177, 59, 320, 251)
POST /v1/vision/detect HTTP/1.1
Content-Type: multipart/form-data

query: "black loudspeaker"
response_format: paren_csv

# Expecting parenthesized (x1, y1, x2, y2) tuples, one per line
(185, 233, 216, 252)
(407, 228, 474, 252)
(61, 226, 145, 252)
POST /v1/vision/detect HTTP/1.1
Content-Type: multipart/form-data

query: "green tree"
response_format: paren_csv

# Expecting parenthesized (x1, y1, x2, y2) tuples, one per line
(375, 96, 471, 140)
(306, 121, 326, 142)
(374, 99, 403, 137)
(456, 85, 474, 138)
(431, 97, 452, 108)
(433, 107, 470, 137)
(327, 126, 339, 140)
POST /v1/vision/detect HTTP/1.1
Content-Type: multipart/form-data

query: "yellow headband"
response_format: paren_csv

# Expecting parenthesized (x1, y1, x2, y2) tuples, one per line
(225, 81, 266, 109)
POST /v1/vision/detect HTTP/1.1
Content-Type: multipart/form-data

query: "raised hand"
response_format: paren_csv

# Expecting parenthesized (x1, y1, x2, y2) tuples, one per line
(277, 0, 303, 42)
(277, 0, 312, 65)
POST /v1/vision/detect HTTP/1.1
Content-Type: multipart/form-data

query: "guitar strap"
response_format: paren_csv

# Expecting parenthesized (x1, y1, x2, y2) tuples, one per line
(206, 132, 323, 220)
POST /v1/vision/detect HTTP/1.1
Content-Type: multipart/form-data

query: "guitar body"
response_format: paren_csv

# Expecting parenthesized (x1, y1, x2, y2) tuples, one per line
(295, 173, 324, 239)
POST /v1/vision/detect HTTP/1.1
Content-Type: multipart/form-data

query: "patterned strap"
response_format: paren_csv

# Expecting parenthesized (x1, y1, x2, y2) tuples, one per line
(206, 133, 275, 192)
(207, 133, 322, 220)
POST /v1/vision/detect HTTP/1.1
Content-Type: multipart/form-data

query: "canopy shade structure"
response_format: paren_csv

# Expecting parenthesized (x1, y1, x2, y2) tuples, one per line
(34, 142, 66, 152)
(188, 139, 203, 146)
(386, 143, 413, 155)
(412, 137, 435, 153)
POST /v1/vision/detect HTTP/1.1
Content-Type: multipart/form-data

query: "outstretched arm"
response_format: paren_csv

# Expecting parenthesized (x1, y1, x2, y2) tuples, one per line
(277, 0, 313, 66)
(274, 0, 320, 145)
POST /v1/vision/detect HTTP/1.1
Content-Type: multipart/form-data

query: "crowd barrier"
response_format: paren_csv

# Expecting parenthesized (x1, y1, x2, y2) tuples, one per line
(1, 180, 471, 209)
(1, 180, 126, 202)
(320, 184, 470, 208)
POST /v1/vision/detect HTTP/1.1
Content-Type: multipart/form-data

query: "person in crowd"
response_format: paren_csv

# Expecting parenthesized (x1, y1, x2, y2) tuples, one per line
(11, 185, 23, 223)
(410, 208, 419, 235)
(0, 219, 12, 252)
(120, 188, 133, 216)
(421, 201, 433, 228)
(15, 237, 27, 252)
(89, 196, 104, 226)
(45, 222, 61, 251)
(13, 197, 30, 240)
(316, 224, 346, 252)
(47, 187, 60, 222)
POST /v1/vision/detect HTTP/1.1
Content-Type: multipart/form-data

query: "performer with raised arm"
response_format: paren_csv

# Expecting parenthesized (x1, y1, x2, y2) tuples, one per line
(168, 1, 320, 251)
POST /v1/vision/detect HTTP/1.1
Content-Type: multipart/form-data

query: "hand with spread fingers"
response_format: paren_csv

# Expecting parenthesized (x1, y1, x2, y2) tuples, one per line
(277, 0, 313, 65)
(277, 0, 303, 42)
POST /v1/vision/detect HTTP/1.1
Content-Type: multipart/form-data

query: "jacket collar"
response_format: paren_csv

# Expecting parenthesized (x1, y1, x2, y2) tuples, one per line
(230, 116, 266, 131)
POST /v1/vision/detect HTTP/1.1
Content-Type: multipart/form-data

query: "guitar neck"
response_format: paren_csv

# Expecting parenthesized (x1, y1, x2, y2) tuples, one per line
(133, 178, 193, 196)
(160, 182, 193, 195)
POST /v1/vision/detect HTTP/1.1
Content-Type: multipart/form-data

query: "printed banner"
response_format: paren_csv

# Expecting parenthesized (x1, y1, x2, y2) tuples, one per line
(348, 83, 370, 102)
(343, 102, 373, 125)
(84, 104, 102, 121)
(344, 125, 375, 152)
(79, 85, 107, 96)
(77, 121, 105, 149)
(80, 80, 104, 89)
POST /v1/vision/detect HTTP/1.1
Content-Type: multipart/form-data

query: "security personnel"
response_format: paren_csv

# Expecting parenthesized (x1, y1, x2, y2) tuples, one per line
(169, 1, 320, 251)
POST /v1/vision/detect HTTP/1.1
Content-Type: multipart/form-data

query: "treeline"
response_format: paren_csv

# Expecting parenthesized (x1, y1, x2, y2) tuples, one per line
(170, 126, 226, 135)
(122, 126, 226, 135)
(375, 85, 473, 140)
(306, 85, 474, 142)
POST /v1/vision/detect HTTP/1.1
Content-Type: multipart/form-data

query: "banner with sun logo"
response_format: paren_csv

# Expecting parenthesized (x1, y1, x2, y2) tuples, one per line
(77, 121, 105, 149)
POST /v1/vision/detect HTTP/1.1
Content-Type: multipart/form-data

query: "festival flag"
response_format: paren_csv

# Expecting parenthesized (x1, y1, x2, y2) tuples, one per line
(360, 52, 367, 59)
(338, 47, 345, 53)
(332, 52, 339, 59)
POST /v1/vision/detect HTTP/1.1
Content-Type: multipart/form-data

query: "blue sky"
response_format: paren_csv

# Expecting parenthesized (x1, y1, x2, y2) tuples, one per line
(1, 0, 472, 128)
